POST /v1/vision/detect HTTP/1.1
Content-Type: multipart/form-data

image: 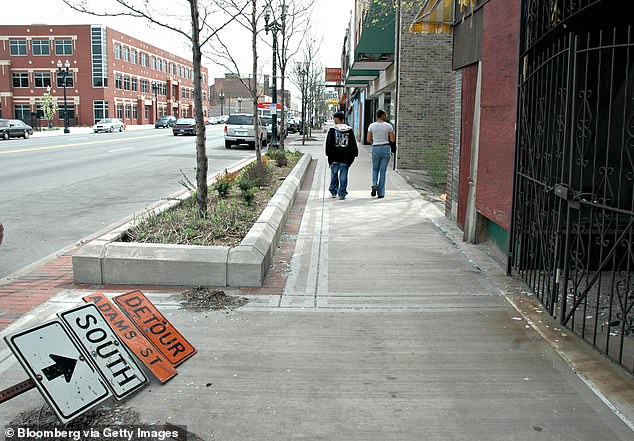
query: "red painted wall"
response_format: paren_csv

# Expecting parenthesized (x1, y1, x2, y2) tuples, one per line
(475, 0, 520, 230)
(458, 63, 478, 230)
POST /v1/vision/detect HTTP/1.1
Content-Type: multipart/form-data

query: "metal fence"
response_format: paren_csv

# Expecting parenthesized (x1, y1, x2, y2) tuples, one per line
(512, 0, 634, 374)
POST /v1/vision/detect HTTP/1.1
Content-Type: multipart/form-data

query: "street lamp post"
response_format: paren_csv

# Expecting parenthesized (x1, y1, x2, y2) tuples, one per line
(219, 92, 225, 116)
(151, 81, 160, 123)
(57, 60, 71, 134)
(46, 85, 52, 129)
(237, 97, 242, 112)
(264, 2, 287, 149)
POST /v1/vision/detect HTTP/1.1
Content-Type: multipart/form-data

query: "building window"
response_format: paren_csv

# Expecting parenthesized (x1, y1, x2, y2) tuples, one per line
(162, 84, 168, 96)
(115, 74, 122, 89)
(9, 40, 27, 56)
(14, 104, 30, 121)
(12, 73, 29, 88)
(124, 76, 130, 90)
(170, 63, 175, 75)
(144, 106, 150, 120)
(55, 39, 73, 56)
(125, 105, 131, 119)
(34, 72, 52, 88)
(91, 25, 108, 88)
(133, 105, 138, 120)
(141, 79, 149, 93)
(93, 100, 109, 121)
(58, 104, 75, 120)
(130, 50, 137, 64)
(151, 56, 157, 70)
(123, 46, 129, 62)
(32, 40, 50, 56)
(131, 77, 138, 91)
(56, 72, 74, 88)
(141, 53, 147, 67)
(117, 104, 123, 119)
(114, 43, 122, 59)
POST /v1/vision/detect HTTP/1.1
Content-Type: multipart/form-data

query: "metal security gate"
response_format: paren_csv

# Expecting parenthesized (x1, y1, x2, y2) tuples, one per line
(511, 0, 634, 374)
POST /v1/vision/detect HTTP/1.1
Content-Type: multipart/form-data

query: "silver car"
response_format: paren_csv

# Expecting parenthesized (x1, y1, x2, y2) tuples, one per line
(224, 114, 267, 149)
(93, 118, 124, 133)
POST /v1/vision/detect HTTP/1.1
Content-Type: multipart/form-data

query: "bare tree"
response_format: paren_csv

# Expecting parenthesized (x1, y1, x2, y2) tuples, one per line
(207, 0, 270, 168)
(268, 0, 312, 150)
(62, 0, 248, 217)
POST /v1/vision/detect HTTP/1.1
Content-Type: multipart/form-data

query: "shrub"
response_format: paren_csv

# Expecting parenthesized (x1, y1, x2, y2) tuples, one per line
(266, 148, 288, 167)
(240, 161, 272, 188)
(213, 169, 237, 198)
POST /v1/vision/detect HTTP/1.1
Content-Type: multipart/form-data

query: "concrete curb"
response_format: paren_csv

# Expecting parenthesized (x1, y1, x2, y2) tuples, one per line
(72, 153, 312, 287)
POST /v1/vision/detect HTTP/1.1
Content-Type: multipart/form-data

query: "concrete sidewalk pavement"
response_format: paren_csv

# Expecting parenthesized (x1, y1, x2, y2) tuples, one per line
(0, 126, 633, 440)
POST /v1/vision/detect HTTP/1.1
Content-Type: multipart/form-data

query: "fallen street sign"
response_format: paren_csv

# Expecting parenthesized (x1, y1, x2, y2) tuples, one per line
(83, 292, 178, 383)
(114, 291, 197, 366)
(4, 320, 111, 423)
(59, 304, 148, 399)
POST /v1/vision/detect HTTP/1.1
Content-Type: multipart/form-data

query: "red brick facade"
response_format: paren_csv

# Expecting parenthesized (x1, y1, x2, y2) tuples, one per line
(0, 25, 208, 128)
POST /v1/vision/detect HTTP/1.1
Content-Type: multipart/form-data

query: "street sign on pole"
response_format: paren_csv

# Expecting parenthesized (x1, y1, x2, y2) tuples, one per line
(83, 292, 178, 383)
(114, 291, 197, 366)
(59, 304, 148, 400)
(4, 320, 111, 424)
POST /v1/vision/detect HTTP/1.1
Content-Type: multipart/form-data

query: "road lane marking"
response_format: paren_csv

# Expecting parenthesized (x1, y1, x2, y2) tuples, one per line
(108, 147, 135, 153)
(0, 134, 168, 155)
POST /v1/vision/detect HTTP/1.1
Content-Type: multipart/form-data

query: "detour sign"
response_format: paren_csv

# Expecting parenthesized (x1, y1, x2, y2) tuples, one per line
(114, 291, 197, 366)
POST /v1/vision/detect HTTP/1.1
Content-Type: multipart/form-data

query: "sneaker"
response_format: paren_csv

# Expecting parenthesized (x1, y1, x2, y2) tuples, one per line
(371, 186, 378, 197)
(338, 195, 346, 200)
(330, 193, 337, 198)
(377, 195, 384, 199)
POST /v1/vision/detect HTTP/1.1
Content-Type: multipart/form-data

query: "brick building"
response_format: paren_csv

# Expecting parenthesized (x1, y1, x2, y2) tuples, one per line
(0, 24, 208, 128)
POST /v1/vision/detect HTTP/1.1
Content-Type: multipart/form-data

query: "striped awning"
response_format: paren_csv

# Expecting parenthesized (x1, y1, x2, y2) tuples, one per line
(409, 0, 455, 34)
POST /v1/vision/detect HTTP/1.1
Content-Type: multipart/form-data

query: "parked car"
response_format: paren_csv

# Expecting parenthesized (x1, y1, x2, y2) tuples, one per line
(0, 119, 33, 140)
(93, 118, 124, 133)
(155, 115, 176, 128)
(173, 118, 197, 136)
(287, 118, 298, 134)
(224, 114, 267, 149)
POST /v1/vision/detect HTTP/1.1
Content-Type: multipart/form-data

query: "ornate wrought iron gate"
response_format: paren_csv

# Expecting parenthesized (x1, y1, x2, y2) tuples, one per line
(511, 0, 634, 374)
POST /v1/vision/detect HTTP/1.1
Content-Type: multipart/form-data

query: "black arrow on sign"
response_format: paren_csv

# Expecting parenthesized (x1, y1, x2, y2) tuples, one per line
(42, 354, 77, 383)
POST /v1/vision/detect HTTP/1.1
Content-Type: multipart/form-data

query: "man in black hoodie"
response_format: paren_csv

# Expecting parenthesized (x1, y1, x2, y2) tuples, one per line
(325, 111, 359, 200)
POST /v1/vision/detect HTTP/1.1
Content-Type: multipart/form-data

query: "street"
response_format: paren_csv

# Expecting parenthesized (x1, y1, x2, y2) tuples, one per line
(0, 125, 256, 279)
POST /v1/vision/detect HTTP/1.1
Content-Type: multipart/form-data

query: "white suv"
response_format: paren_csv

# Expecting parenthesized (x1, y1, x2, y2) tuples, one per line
(224, 114, 267, 149)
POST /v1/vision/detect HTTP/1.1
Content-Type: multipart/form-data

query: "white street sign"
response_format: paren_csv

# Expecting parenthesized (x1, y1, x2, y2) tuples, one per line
(59, 304, 147, 399)
(4, 320, 111, 423)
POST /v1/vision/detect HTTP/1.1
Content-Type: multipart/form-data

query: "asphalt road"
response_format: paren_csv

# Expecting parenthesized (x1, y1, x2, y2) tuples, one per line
(0, 125, 257, 279)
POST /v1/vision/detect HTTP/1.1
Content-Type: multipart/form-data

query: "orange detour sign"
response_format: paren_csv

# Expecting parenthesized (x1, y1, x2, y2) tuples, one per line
(83, 293, 178, 383)
(114, 291, 197, 366)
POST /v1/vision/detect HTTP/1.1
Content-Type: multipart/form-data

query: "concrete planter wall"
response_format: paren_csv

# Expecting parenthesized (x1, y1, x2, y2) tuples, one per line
(73, 153, 312, 287)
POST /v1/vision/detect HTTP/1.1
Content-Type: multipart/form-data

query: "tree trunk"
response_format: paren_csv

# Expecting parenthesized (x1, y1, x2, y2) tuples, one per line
(190, 0, 208, 218)
(252, 0, 262, 167)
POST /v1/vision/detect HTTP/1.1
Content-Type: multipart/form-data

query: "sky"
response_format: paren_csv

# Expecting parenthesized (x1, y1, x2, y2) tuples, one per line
(11, 0, 353, 104)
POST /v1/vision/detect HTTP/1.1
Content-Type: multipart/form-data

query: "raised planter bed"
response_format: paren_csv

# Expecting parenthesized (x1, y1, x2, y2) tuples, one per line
(72, 153, 312, 287)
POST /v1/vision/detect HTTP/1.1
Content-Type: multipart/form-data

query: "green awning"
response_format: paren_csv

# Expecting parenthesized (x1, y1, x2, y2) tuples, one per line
(353, 2, 395, 71)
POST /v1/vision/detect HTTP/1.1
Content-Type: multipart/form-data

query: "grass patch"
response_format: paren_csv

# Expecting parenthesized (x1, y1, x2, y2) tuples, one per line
(424, 142, 448, 189)
(124, 150, 302, 247)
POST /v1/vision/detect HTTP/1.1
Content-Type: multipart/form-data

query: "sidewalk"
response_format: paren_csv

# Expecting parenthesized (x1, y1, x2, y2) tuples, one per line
(1, 126, 633, 440)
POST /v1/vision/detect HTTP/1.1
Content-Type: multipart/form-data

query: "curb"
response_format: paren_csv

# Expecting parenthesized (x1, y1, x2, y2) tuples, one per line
(72, 153, 312, 288)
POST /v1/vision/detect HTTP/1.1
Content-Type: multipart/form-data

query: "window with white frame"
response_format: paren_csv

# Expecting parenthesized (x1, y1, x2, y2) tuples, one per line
(34, 72, 52, 88)
(9, 40, 27, 56)
(114, 43, 122, 59)
(123, 46, 129, 62)
(12, 73, 29, 88)
(32, 40, 50, 56)
(93, 100, 109, 121)
(55, 39, 73, 56)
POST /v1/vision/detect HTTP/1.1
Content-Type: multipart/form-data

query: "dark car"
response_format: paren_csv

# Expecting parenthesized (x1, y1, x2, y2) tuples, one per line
(173, 118, 197, 136)
(155, 115, 177, 128)
(0, 119, 33, 140)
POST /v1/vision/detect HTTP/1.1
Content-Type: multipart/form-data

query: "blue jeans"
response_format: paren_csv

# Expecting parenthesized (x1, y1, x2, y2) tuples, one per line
(329, 162, 349, 198)
(372, 145, 391, 197)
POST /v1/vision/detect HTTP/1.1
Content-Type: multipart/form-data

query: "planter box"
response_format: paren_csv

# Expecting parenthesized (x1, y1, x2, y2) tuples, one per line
(73, 153, 312, 287)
